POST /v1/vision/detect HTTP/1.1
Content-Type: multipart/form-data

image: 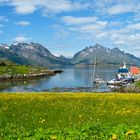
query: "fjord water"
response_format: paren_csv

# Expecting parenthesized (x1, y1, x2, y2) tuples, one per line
(1, 65, 118, 92)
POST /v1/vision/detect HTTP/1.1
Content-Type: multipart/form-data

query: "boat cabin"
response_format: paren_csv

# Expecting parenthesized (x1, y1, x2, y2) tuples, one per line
(117, 62, 131, 80)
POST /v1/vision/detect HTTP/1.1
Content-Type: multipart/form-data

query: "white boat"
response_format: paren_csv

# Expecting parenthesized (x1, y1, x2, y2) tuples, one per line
(117, 62, 131, 79)
(107, 79, 126, 85)
(107, 62, 134, 85)
(93, 76, 106, 84)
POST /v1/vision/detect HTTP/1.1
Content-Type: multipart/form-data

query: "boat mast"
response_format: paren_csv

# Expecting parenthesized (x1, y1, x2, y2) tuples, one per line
(93, 55, 96, 79)
(91, 54, 96, 86)
(123, 61, 126, 68)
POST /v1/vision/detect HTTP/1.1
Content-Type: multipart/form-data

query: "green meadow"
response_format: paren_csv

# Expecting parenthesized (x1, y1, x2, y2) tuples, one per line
(0, 93, 140, 139)
(0, 60, 47, 75)
(0, 65, 47, 75)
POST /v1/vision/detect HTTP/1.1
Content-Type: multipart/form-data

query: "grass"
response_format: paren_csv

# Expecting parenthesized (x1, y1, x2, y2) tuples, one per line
(0, 65, 47, 75)
(0, 59, 48, 75)
(135, 81, 140, 87)
(0, 93, 140, 139)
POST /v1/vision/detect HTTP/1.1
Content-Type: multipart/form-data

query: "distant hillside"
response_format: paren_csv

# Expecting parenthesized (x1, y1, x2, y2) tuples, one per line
(0, 59, 48, 76)
(71, 44, 140, 66)
(0, 59, 16, 66)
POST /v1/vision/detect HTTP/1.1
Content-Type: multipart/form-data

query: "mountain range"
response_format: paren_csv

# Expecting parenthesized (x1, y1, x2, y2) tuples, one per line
(71, 44, 140, 66)
(0, 42, 70, 67)
(0, 42, 140, 66)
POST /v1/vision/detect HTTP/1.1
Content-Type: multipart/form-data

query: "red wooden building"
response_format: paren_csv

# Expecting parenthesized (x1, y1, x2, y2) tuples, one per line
(130, 66, 140, 75)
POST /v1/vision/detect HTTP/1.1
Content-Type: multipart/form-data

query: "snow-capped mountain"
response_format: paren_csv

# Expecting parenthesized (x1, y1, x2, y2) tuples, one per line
(0, 42, 140, 66)
(0, 42, 71, 66)
(71, 44, 140, 66)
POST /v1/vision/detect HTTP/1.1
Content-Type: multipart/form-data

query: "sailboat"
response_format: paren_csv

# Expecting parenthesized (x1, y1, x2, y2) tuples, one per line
(91, 55, 106, 85)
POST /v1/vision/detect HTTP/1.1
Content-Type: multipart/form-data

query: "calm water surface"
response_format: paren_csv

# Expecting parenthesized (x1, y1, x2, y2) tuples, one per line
(0, 65, 118, 92)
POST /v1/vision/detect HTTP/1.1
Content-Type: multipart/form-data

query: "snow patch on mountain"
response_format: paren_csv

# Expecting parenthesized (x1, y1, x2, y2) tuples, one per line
(0, 44, 10, 49)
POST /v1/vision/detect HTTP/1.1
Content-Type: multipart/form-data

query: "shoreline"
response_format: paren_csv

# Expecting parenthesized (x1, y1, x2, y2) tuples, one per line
(0, 70, 63, 81)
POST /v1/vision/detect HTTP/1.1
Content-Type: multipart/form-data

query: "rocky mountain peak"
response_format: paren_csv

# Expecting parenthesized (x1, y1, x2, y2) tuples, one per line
(59, 55, 66, 58)
(94, 43, 103, 49)
(0, 44, 10, 49)
(78, 44, 106, 55)
(29, 42, 41, 47)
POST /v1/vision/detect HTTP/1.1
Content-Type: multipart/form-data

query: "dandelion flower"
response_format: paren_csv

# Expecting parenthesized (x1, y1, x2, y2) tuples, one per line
(112, 134, 117, 140)
(125, 130, 135, 136)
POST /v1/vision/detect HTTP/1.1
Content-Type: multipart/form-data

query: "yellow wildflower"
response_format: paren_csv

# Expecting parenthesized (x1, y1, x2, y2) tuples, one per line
(112, 134, 117, 140)
(125, 130, 135, 136)
(39, 119, 45, 124)
(50, 135, 57, 140)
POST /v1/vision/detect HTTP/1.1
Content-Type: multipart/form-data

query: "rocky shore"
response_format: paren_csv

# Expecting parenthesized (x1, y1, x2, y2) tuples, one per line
(0, 70, 63, 81)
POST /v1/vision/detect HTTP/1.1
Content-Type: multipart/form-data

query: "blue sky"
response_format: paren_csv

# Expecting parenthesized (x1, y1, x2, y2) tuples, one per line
(0, 0, 140, 57)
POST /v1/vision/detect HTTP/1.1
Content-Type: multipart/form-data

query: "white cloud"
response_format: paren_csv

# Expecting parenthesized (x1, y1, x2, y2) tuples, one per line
(128, 34, 140, 41)
(14, 35, 30, 42)
(127, 23, 140, 30)
(11, 0, 37, 14)
(111, 21, 121, 25)
(42, 0, 73, 15)
(96, 21, 107, 27)
(61, 15, 107, 36)
(41, 0, 89, 16)
(6, 0, 89, 15)
(107, 4, 135, 15)
(114, 40, 125, 45)
(79, 23, 105, 31)
(15, 21, 30, 26)
(60, 15, 108, 41)
(62, 16, 97, 25)
(91, 0, 140, 16)
(1, 0, 140, 17)
(54, 29, 69, 39)
(111, 32, 140, 46)
(96, 32, 107, 38)
(69, 21, 107, 33)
